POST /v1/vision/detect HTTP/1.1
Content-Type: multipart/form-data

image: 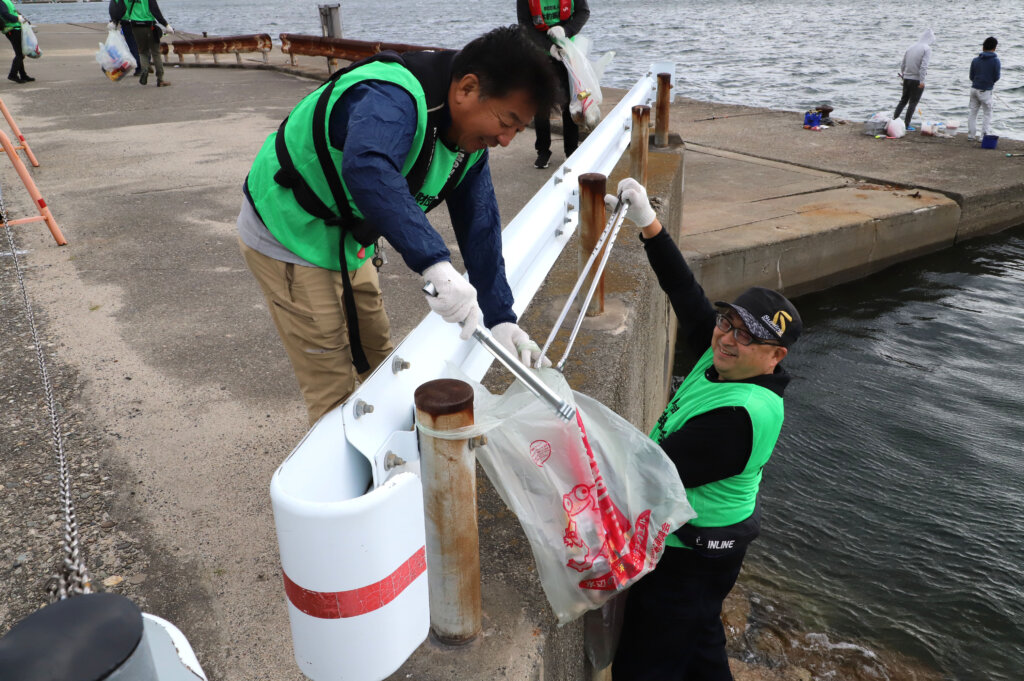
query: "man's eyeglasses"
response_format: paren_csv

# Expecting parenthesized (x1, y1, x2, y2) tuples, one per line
(714, 313, 779, 346)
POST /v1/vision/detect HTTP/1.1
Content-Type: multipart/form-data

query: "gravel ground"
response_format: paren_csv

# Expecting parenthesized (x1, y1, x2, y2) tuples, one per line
(0, 221, 153, 636)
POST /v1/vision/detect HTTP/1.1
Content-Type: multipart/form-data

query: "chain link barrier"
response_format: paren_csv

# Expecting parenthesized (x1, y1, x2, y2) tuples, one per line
(1, 193, 92, 600)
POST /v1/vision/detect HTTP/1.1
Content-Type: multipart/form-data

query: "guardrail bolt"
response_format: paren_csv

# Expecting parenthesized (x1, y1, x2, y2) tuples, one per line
(353, 399, 374, 418)
(392, 356, 411, 374)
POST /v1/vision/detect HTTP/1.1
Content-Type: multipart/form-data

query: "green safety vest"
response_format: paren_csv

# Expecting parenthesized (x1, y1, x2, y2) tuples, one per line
(246, 52, 484, 272)
(124, 0, 155, 23)
(651, 348, 784, 543)
(528, 0, 573, 31)
(0, 0, 19, 32)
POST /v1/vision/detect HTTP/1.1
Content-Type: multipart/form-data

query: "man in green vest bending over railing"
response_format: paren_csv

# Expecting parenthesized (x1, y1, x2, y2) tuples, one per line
(238, 26, 558, 426)
(609, 178, 803, 681)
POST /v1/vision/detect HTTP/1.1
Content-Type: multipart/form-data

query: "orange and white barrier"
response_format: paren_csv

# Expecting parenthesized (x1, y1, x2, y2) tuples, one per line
(0, 97, 38, 168)
(0, 129, 64, 245)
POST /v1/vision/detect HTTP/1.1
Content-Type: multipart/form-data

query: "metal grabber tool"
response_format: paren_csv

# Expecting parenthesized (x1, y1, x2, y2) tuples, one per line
(421, 282, 576, 422)
(536, 195, 631, 371)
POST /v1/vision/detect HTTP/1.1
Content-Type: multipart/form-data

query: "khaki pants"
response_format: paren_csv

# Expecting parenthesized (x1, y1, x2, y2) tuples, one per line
(239, 239, 394, 425)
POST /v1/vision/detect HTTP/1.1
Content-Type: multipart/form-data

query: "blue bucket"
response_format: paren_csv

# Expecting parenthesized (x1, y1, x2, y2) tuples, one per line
(981, 134, 999, 149)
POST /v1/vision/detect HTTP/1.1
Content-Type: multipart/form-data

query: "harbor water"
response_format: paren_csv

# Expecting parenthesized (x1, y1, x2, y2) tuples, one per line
(15, 2, 1023, 679)
(19, 0, 1024, 139)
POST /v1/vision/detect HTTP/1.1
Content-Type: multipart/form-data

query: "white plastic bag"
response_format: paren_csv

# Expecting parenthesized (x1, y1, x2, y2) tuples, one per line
(550, 33, 614, 131)
(421, 368, 694, 625)
(95, 28, 137, 82)
(20, 20, 40, 59)
(886, 118, 906, 138)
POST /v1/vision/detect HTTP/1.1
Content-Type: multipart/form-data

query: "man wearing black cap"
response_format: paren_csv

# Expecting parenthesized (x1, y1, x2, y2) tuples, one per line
(607, 178, 802, 681)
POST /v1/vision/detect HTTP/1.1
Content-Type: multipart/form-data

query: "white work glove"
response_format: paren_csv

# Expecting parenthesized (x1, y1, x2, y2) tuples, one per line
(107, 21, 117, 31)
(164, 24, 175, 34)
(422, 261, 481, 341)
(605, 177, 657, 228)
(491, 322, 552, 368)
(547, 26, 566, 42)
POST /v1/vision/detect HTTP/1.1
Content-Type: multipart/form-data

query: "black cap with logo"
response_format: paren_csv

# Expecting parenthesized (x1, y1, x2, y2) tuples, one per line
(715, 287, 802, 348)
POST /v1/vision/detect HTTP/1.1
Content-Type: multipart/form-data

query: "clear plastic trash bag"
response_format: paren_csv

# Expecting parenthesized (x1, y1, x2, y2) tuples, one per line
(419, 367, 694, 625)
(550, 33, 614, 132)
(21, 21, 40, 59)
(95, 28, 137, 82)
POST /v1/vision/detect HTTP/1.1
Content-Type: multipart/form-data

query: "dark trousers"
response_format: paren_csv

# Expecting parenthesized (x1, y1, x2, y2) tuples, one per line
(893, 78, 924, 129)
(534, 57, 579, 156)
(130, 23, 164, 81)
(612, 546, 746, 681)
(5, 28, 26, 80)
(121, 25, 140, 69)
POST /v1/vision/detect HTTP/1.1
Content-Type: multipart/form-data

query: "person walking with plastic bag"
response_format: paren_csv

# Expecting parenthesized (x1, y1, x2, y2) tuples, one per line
(107, 0, 141, 77)
(608, 179, 803, 680)
(109, 0, 174, 86)
(893, 28, 935, 132)
(0, 0, 33, 84)
(967, 36, 1000, 142)
(517, 0, 590, 169)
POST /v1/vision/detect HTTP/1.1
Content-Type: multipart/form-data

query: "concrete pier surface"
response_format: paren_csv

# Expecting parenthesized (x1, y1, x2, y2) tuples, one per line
(1, 23, 1019, 681)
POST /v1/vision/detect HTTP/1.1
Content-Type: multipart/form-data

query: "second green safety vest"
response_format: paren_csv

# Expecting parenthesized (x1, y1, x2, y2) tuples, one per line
(528, 0, 573, 31)
(0, 0, 20, 32)
(124, 0, 156, 23)
(651, 347, 784, 534)
(245, 50, 484, 272)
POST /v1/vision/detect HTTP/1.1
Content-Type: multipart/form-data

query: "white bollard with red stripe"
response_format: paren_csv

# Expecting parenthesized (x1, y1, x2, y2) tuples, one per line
(271, 407, 428, 681)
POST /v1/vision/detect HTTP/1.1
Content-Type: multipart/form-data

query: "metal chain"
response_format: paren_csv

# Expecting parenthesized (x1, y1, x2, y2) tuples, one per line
(0, 194, 92, 600)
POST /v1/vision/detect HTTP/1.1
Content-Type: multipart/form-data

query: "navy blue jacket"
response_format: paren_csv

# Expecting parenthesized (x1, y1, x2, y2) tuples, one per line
(970, 51, 1000, 91)
(242, 79, 516, 328)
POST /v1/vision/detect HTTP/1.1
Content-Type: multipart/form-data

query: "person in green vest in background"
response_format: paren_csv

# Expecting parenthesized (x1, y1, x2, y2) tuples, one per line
(608, 178, 803, 680)
(0, 0, 32, 84)
(238, 26, 558, 426)
(109, 0, 174, 86)
(517, 0, 590, 169)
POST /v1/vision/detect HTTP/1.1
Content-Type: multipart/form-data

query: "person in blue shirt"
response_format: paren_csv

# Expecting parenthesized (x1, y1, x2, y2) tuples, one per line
(968, 36, 1000, 142)
(237, 26, 558, 425)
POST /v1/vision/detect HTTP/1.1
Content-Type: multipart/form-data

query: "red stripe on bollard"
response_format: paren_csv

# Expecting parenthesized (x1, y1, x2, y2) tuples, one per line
(37, 198, 46, 208)
(282, 547, 426, 619)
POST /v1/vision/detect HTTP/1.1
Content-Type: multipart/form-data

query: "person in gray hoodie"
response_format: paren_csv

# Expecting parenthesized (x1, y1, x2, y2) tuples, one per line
(893, 28, 935, 131)
(968, 36, 1000, 141)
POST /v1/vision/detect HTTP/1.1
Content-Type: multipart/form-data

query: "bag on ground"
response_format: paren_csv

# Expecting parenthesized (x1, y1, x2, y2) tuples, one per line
(886, 118, 907, 138)
(864, 111, 891, 136)
(21, 21, 40, 59)
(95, 28, 137, 82)
(421, 367, 694, 625)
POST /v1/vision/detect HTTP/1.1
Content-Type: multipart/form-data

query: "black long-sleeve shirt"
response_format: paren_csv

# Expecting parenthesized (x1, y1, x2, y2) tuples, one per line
(516, 0, 590, 52)
(642, 229, 790, 489)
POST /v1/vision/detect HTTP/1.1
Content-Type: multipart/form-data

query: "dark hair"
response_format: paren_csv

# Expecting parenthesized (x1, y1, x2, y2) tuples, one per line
(452, 25, 559, 115)
(983, 36, 998, 51)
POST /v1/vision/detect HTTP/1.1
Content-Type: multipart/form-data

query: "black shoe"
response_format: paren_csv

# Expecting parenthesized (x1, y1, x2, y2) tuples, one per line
(534, 150, 551, 169)
(140, 73, 148, 85)
(19, 75, 34, 83)
(8, 74, 23, 84)
(132, 69, 142, 77)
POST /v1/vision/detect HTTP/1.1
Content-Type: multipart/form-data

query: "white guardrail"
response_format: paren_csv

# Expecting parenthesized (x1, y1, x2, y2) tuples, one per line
(270, 63, 675, 681)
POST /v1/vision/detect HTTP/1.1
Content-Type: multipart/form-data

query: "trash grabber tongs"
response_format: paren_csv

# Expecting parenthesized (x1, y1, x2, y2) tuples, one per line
(422, 282, 576, 422)
(536, 196, 631, 371)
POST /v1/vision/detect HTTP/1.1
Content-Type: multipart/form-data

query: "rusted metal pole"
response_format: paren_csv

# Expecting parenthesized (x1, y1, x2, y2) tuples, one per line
(414, 379, 481, 644)
(630, 104, 650, 185)
(578, 173, 607, 316)
(654, 72, 672, 147)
